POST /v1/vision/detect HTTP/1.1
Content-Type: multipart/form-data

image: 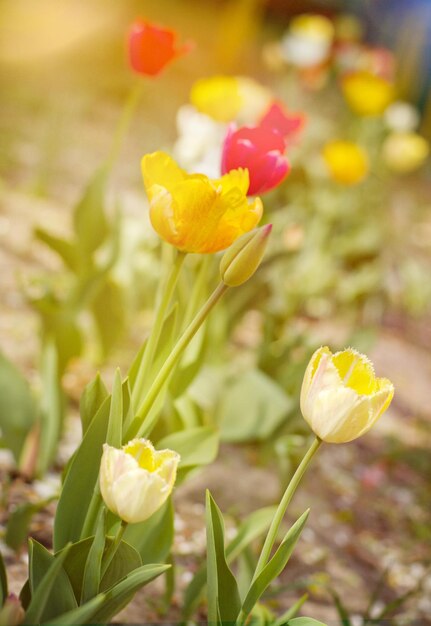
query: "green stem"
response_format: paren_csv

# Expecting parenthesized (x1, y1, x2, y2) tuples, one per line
(106, 80, 144, 172)
(254, 437, 322, 578)
(236, 436, 322, 626)
(131, 250, 186, 411)
(100, 519, 127, 579)
(81, 487, 102, 540)
(127, 282, 229, 440)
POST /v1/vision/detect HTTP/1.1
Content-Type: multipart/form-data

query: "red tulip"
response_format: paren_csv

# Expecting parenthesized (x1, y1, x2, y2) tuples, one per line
(259, 101, 306, 144)
(221, 125, 290, 196)
(128, 19, 193, 76)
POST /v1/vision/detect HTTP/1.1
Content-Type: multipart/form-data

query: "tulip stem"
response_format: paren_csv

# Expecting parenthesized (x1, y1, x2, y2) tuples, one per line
(101, 519, 128, 579)
(106, 80, 144, 172)
(127, 282, 229, 440)
(241, 435, 322, 622)
(131, 249, 187, 412)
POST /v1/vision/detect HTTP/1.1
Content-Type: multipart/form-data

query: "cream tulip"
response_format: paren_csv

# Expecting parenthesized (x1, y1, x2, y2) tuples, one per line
(100, 438, 180, 523)
(300, 347, 394, 443)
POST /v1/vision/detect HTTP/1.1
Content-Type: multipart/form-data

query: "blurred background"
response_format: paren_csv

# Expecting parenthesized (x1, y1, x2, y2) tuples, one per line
(1, 0, 431, 624)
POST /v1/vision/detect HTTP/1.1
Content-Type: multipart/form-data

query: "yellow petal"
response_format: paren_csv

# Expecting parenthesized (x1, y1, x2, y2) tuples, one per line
(190, 75, 243, 122)
(343, 71, 394, 116)
(142, 151, 186, 193)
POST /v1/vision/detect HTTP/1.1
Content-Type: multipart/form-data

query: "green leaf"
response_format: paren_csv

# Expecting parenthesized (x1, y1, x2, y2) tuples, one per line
(43, 594, 106, 625)
(26, 540, 74, 624)
(0, 550, 7, 606)
(90, 563, 170, 623)
(5, 498, 54, 552)
(37, 340, 64, 476)
(80, 509, 106, 604)
(328, 588, 352, 626)
(60, 536, 141, 602)
(34, 227, 78, 272)
(274, 594, 308, 625)
(73, 166, 109, 262)
(287, 617, 327, 626)
(124, 497, 174, 564)
(53, 395, 110, 550)
(0, 350, 36, 461)
(182, 505, 276, 620)
(206, 491, 241, 624)
(91, 279, 126, 356)
(218, 369, 293, 443)
(79, 372, 108, 435)
(242, 510, 309, 616)
(106, 368, 123, 448)
(157, 426, 219, 469)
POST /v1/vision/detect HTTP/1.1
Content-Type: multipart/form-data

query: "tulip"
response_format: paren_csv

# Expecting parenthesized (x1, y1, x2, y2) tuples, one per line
(259, 101, 306, 144)
(382, 132, 429, 174)
(300, 347, 394, 444)
(100, 438, 180, 524)
(220, 224, 272, 287)
(221, 125, 290, 195)
(384, 102, 420, 133)
(281, 14, 334, 68)
(141, 151, 263, 253)
(128, 19, 192, 76)
(190, 75, 243, 123)
(322, 140, 368, 185)
(342, 71, 394, 116)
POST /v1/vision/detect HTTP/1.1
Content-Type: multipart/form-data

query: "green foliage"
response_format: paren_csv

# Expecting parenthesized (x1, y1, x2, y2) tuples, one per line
(124, 498, 174, 564)
(79, 372, 108, 435)
(287, 619, 328, 626)
(5, 498, 54, 552)
(0, 551, 7, 607)
(157, 425, 219, 482)
(0, 351, 37, 461)
(218, 368, 293, 443)
(206, 490, 242, 624)
(241, 510, 309, 617)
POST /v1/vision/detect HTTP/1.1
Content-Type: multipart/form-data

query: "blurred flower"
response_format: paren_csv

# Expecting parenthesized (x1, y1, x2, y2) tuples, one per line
(382, 132, 429, 173)
(259, 101, 306, 144)
(322, 140, 368, 185)
(300, 347, 394, 443)
(360, 46, 395, 81)
(221, 125, 290, 195)
(173, 105, 226, 177)
(128, 19, 192, 76)
(220, 224, 272, 287)
(190, 75, 272, 124)
(142, 151, 262, 253)
(100, 438, 180, 523)
(334, 14, 363, 43)
(281, 13, 334, 68)
(342, 71, 394, 116)
(190, 75, 242, 122)
(384, 101, 420, 132)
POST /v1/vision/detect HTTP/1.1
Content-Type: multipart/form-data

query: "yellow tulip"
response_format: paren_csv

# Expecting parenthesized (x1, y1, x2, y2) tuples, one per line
(190, 75, 242, 122)
(100, 438, 180, 524)
(322, 140, 368, 185)
(141, 151, 263, 253)
(382, 132, 429, 173)
(300, 347, 394, 443)
(342, 71, 394, 116)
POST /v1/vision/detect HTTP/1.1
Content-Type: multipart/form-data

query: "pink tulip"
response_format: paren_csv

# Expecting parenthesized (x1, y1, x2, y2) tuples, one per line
(259, 101, 306, 144)
(221, 125, 290, 195)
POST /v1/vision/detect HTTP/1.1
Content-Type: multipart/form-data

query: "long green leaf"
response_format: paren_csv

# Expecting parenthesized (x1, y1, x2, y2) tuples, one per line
(34, 227, 78, 272)
(157, 426, 219, 469)
(54, 396, 110, 550)
(43, 594, 106, 625)
(73, 166, 109, 263)
(80, 509, 106, 604)
(79, 373, 108, 435)
(26, 541, 72, 624)
(182, 505, 276, 619)
(90, 563, 170, 623)
(287, 618, 328, 626)
(106, 368, 122, 447)
(242, 510, 309, 616)
(37, 340, 63, 476)
(124, 497, 174, 564)
(0, 551, 7, 606)
(206, 491, 241, 624)
(274, 594, 308, 625)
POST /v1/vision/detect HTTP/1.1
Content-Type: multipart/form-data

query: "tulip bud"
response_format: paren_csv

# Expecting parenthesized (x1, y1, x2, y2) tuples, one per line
(220, 224, 272, 287)
(99, 438, 180, 524)
(300, 347, 394, 444)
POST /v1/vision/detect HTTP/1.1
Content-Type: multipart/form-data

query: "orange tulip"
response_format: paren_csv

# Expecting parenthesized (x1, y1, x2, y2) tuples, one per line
(128, 19, 192, 77)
